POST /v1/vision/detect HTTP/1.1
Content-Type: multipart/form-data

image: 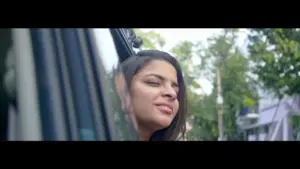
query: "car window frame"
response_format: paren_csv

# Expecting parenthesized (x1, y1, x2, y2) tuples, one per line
(8, 28, 138, 141)
(88, 28, 140, 141)
(11, 28, 43, 141)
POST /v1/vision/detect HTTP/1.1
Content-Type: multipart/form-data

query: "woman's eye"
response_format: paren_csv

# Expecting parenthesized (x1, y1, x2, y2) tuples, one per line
(146, 81, 160, 86)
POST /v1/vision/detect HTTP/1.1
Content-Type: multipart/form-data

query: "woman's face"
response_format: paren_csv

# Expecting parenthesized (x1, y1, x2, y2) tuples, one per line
(130, 60, 179, 137)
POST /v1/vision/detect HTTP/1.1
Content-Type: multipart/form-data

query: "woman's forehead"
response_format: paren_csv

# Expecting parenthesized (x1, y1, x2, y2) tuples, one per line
(136, 60, 178, 81)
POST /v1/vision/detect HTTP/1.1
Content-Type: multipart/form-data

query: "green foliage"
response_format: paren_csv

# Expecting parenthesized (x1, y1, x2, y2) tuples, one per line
(248, 28, 300, 98)
(186, 29, 258, 140)
(170, 40, 200, 89)
(248, 29, 300, 138)
(134, 29, 166, 50)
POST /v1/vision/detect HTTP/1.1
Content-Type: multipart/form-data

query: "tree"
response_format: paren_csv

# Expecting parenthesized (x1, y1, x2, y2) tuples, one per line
(187, 29, 258, 140)
(248, 29, 300, 139)
(247, 28, 300, 98)
(134, 29, 166, 50)
(170, 40, 201, 89)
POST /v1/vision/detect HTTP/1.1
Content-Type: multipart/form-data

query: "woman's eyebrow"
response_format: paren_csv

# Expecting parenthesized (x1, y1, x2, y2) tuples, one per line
(144, 73, 164, 80)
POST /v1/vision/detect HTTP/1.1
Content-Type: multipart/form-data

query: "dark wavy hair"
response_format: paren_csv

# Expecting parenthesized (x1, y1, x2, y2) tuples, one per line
(116, 50, 187, 141)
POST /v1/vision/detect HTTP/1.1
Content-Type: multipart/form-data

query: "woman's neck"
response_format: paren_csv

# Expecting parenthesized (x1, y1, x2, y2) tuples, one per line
(138, 125, 154, 141)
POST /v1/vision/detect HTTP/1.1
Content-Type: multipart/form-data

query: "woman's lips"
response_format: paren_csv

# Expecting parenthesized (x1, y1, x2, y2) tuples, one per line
(155, 104, 173, 115)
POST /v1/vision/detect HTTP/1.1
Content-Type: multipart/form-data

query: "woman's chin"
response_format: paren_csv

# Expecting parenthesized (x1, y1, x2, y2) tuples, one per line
(153, 116, 173, 129)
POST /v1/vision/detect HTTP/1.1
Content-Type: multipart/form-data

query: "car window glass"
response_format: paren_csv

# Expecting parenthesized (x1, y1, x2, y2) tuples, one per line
(93, 29, 139, 140)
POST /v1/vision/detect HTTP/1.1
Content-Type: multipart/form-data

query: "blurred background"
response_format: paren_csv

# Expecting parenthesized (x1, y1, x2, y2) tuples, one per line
(134, 28, 300, 141)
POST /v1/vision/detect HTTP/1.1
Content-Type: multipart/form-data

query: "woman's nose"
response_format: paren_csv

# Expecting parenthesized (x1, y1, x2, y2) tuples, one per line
(162, 86, 177, 100)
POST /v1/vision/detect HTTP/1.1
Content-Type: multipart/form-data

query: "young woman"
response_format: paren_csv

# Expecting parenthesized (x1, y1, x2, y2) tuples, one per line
(114, 50, 187, 141)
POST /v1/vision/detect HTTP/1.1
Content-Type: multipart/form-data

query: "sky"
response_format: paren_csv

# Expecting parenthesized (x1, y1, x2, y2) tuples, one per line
(140, 29, 249, 95)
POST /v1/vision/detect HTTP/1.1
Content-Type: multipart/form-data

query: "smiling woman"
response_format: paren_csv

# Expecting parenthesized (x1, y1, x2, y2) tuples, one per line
(115, 50, 188, 141)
